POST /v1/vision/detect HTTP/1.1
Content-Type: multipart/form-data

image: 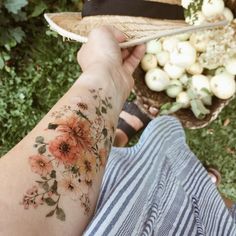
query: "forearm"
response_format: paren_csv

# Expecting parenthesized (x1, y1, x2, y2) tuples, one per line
(0, 65, 124, 235)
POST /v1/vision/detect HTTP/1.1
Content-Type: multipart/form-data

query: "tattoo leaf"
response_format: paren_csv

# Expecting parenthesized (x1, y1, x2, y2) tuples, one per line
(102, 128, 108, 137)
(38, 145, 46, 154)
(46, 210, 55, 217)
(102, 100, 107, 106)
(35, 136, 44, 144)
(96, 107, 101, 116)
(50, 170, 56, 178)
(48, 123, 58, 130)
(51, 180, 58, 193)
(56, 207, 66, 221)
(101, 107, 107, 114)
(42, 182, 49, 191)
(71, 166, 79, 175)
(45, 198, 57, 206)
(76, 110, 89, 121)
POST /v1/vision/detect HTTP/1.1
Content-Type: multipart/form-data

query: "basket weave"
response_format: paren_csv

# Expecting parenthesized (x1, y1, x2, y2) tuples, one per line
(133, 0, 236, 129)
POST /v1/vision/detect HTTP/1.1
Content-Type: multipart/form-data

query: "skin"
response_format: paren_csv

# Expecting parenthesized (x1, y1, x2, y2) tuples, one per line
(0, 26, 145, 236)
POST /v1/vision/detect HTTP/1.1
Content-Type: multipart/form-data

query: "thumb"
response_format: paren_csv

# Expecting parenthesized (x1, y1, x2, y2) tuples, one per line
(123, 44, 146, 74)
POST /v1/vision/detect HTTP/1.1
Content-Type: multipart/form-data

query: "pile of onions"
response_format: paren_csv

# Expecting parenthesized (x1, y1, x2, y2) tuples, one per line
(141, 0, 236, 119)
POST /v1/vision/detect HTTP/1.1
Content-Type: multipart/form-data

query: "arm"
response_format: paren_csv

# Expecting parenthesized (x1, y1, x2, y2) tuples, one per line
(0, 27, 145, 236)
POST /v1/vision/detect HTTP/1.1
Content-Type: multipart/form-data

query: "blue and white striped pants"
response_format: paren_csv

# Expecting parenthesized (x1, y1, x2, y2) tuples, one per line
(84, 116, 236, 235)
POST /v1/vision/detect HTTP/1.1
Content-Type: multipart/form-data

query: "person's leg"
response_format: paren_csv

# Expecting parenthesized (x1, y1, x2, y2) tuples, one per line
(207, 167, 234, 209)
(113, 102, 157, 147)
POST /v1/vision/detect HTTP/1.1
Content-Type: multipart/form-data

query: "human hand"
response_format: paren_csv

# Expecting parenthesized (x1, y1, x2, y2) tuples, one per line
(77, 26, 145, 99)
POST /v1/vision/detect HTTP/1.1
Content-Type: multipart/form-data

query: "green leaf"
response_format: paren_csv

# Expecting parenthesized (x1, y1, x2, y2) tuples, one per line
(38, 145, 46, 154)
(45, 197, 57, 206)
(56, 207, 66, 221)
(160, 102, 182, 115)
(4, 0, 28, 14)
(46, 210, 55, 217)
(30, 1, 47, 18)
(9, 27, 25, 43)
(160, 103, 172, 111)
(35, 136, 44, 143)
(190, 99, 210, 119)
(0, 57, 4, 70)
(12, 10, 27, 21)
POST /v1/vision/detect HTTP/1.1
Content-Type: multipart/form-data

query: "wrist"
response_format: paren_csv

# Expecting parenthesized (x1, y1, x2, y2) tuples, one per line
(74, 63, 130, 116)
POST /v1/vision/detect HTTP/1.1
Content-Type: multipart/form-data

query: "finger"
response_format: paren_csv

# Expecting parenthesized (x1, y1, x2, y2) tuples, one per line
(123, 44, 146, 74)
(106, 26, 127, 43)
(121, 49, 130, 60)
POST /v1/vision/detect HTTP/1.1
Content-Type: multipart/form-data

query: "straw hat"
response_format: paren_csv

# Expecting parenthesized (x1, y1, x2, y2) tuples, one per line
(44, 0, 226, 48)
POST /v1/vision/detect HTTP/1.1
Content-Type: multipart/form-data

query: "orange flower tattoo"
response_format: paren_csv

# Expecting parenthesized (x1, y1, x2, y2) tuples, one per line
(21, 89, 112, 221)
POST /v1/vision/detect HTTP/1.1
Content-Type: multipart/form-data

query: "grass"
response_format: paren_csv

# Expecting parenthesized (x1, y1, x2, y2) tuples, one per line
(0, 15, 235, 202)
(186, 98, 236, 201)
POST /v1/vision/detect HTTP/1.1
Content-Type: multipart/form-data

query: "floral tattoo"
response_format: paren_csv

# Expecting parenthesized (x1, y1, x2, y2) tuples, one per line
(21, 89, 114, 221)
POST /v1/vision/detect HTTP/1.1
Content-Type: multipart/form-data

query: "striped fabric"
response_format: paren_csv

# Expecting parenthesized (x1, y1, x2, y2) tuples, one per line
(84, 116, 236, 235)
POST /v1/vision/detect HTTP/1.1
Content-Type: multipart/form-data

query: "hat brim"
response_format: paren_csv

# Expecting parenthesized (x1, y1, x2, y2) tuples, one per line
(44, 12, 227, 48)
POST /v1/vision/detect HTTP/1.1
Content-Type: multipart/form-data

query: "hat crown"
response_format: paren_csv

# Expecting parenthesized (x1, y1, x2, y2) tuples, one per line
(147, 0, 181, 5)
(82, 0, 184, 19)
(83, 0, 182, 5)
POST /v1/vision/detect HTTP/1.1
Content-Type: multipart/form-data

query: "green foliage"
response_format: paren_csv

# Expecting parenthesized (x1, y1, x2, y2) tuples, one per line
(184, 0, 203, 24)
(0, 0, 82, 71)
(186, 98, 236, 201)
(4, 0, 28, 14)
(0, 1, 81, 155)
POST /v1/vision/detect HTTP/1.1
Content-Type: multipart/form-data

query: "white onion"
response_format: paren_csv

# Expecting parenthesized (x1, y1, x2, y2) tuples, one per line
(186, 63, 203, 75)
(162, 37, 179, 52)
(166, 80, 183, 98)
(176, 91, 190, 108)
(146, 39, 162, 54)
(141, 54, 158, 71)
(164, 63, 185, 80)
(191, 75, 211, 98)
(156, 51, 170, 66)
(145, 68, 170, 92)
(170, 41, 196, 68)
(210, 72, 236, 99)
(223, 7, 234, 21)
(202, 0, 225, 18)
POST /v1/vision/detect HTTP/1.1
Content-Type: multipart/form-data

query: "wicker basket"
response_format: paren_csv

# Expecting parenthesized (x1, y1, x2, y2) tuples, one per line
(133, 0, 236, 129)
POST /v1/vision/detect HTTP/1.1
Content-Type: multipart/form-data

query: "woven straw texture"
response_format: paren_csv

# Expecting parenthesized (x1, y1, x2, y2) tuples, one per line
(48, 13, 187, 41)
